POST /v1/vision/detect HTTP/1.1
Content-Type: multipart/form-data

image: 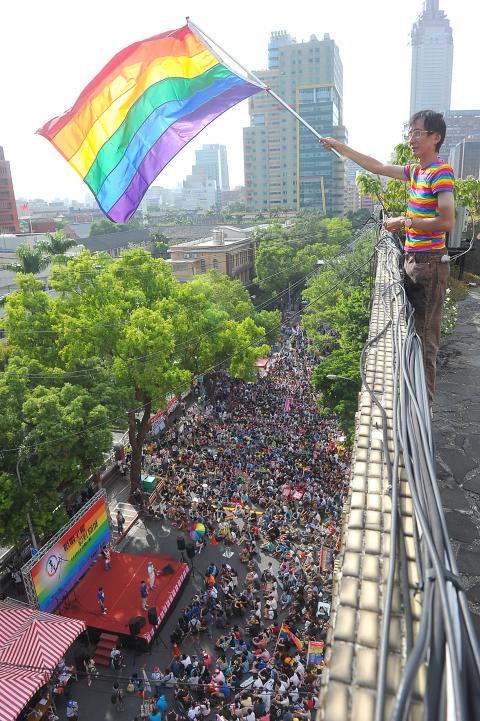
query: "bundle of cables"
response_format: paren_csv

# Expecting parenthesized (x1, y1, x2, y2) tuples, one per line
(361, 228, 480, 721)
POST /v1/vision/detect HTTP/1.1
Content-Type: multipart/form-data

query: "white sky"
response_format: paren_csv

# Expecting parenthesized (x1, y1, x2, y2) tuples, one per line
(2, 0, 479, 202)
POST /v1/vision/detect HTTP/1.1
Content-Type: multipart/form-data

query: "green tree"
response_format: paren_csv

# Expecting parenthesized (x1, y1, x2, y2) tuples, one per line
(302, 231, 374, 437)
(254, 214, 351, 304)
(89, 217, 143, 236)
(0, 249, 273, 538)
(455, 177, 480, 240)
(356, 141, 415, 217)
(48, 252, 271, 494)
(0, 244, 50, 274)
(150, 232, 170, 259)
(39, 230, 77, 264)
(311, 348, 362, 437)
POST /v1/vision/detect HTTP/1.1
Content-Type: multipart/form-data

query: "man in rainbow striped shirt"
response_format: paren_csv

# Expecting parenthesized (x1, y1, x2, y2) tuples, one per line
(321, 110, 455, 406)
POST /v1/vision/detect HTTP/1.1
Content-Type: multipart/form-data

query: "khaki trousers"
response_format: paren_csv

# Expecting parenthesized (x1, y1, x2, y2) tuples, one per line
(404, 251, 450, 405)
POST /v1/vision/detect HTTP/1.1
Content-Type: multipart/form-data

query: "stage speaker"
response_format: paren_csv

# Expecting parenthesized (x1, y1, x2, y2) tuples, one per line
(148, 606, 158, 625)
(129, 616, 146, 635)
(177, 535, 186, 551)
(186, 542, 195, 560)
(161, 564, 174, 575)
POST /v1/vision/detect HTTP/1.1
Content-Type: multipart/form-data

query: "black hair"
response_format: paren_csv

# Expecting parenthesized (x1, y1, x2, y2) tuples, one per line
(409, 110, 446, 152)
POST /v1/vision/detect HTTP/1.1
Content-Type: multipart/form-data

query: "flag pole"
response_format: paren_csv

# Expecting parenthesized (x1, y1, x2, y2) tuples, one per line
(186, 17, 343, 160)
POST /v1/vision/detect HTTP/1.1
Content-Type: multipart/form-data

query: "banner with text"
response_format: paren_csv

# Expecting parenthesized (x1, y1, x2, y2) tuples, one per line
(30, 495, 111, 611)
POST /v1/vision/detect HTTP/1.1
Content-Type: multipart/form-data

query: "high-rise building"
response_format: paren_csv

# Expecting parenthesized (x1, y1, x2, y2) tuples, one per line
(268, 31, 295, 69)
(244, 32, 346, 215)
(449, 138, 480, 180)
(178, 166, 218, 211)
(0, 146, 20, 233)
(410, 0, 453, 116)
(441, 110, 480, 164)
(193, 144, 230, 191)
(344, 160, 363, 215)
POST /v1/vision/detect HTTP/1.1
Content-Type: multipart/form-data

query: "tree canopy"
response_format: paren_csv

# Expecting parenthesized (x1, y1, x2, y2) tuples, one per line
(0, 251, 275, 544)
(302, 229, 374, 437)
(254, 214, 353, 303)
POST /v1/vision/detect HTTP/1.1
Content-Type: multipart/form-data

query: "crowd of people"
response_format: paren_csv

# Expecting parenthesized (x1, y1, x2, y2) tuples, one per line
(131, 327, 350, 721)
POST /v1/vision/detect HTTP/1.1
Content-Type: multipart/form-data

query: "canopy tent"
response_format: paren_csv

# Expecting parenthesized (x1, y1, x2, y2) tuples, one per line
(0, 599, 86, 721)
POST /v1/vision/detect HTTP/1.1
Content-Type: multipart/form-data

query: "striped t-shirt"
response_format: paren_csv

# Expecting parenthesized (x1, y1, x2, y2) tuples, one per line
(403, 161, 455, 251)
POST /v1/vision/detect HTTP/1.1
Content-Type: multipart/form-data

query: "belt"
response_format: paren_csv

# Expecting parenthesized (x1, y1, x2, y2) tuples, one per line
(404, 250, 447, 263)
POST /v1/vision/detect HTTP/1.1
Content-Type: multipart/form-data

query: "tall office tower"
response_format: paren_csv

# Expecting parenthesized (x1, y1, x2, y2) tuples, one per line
(193, 144, 230, 191)
(0, 146, 20, 233)
(410, 0, 453, 116)
(244, 32, 346, 215)
(441, 110, 480, 164)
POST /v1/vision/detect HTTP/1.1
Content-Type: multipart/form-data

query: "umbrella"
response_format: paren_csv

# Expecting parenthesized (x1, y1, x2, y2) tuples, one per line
(190, 522, 206, 540)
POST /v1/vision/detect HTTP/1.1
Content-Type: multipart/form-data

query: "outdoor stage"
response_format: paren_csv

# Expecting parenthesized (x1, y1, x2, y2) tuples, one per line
(57, 552, 189, 645)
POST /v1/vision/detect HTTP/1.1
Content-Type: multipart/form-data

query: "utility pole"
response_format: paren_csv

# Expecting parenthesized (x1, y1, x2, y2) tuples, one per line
(16, 445, 38, 550)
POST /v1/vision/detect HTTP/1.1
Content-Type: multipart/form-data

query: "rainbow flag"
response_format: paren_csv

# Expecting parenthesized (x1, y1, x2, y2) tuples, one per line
(37, 24, 263, 223)
(279, 623, 304, 651)
(306, 641, 324, 666)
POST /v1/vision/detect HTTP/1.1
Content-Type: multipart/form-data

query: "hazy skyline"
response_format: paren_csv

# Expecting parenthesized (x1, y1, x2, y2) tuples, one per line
(2, 0, 479, 204)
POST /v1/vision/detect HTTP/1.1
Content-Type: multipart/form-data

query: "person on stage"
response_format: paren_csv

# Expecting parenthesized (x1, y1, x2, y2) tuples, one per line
(147, 560, 156, 591)
(97, 586, 107, 614)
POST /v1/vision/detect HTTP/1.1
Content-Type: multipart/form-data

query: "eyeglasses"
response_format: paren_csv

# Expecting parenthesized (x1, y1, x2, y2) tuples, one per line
(407, 129, 433, 140)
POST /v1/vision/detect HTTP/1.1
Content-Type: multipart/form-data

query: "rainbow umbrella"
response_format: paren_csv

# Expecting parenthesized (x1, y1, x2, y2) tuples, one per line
(190, 523, 206, 540)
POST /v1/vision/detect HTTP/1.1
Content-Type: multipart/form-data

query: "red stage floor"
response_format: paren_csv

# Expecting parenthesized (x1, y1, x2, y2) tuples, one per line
(57, 552, 189, 643)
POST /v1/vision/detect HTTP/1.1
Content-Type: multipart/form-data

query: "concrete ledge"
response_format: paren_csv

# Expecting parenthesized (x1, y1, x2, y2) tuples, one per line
(318, 247, 423, 721)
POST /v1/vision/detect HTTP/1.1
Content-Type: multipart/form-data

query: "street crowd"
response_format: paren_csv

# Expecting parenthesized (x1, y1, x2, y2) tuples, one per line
(129, 327, 351, 721)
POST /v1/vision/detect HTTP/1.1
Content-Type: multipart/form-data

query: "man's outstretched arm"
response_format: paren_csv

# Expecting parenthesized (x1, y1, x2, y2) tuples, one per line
(320, 137, 406, 181)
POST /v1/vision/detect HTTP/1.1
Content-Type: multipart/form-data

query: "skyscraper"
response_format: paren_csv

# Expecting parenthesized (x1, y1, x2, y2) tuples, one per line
(410, 0, 453, 116)
(244, 32, 346, 215)
(0, 146, 20, 233)
(193, 144, 230, 191)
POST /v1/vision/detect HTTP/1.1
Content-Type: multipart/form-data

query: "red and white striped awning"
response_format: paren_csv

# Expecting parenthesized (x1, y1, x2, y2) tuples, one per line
(0, 599, 85, 721)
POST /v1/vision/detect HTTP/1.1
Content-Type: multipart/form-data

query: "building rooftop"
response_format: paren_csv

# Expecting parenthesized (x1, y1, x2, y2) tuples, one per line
(170, 227, 253, 251)
(81, 229, 149, 252)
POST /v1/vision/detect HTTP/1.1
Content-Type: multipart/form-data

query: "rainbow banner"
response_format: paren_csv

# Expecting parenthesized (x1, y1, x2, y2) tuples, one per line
(37, 23, 263, 223)
(306, 641, 324, 666)
(30, 495, 111, 611)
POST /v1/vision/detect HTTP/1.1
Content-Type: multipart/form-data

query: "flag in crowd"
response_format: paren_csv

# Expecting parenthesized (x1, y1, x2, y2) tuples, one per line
(307, 640, 325, 666)
(279, 623, 304, 650)
(37, 23, 263, 223)
(319, 541, 333, 571)
(283, 396, 293, 414)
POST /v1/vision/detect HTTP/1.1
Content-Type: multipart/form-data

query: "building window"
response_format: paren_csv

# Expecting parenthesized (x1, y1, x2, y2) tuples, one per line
(212, 259, 219, 269)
